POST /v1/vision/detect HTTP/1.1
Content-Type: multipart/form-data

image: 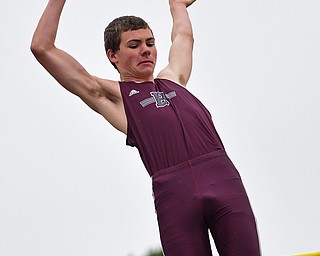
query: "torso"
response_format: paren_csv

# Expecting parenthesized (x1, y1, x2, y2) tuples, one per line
(119, 78, 224, 176)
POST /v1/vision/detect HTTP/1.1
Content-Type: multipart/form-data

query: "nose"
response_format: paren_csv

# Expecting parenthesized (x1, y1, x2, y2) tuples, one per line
(141, 44, 151, 56)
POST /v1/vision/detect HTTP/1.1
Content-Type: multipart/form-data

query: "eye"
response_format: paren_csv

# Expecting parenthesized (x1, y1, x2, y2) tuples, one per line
(128, 45, 138, 49)
(146, 39, 155, 47)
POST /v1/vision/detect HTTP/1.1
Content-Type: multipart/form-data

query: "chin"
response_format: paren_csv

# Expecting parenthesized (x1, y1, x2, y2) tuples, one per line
(139, 68, 155, 77)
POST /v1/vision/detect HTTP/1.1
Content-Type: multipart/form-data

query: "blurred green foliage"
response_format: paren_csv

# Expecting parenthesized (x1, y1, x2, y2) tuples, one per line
(128, 247, 163, 256)
(145, 249, 163, 256)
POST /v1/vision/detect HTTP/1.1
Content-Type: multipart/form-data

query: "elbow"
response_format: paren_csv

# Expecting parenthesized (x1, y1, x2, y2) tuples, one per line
(30, 42, 46, 58)
(188, 33, 194, 46)
(30, 37, 53, 59)
(30, 36, 40, 54)
(172, 30, 194, 46)
(184, 29, 194, 44)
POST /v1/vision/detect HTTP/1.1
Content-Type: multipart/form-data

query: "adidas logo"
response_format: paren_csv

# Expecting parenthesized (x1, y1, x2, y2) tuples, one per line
(129, 89, 140, 97)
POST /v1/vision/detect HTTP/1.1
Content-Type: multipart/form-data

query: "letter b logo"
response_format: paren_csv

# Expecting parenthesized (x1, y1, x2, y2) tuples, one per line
(150, 92, 170, 108)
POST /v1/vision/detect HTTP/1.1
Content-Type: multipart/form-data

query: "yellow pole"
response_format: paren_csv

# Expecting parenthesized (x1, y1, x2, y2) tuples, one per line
(294, 252, 320, 256)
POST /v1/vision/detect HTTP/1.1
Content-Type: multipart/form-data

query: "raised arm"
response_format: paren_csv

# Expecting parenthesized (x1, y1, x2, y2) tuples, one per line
(31, 0, 126, 133)
(157, 0, 196, 86)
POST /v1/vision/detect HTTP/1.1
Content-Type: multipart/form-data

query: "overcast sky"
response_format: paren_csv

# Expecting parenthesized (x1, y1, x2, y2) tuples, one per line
(1, 0, 319, 255)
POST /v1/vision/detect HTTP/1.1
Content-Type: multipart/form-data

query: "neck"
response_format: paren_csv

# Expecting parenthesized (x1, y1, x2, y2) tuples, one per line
(120, 74, 154, 83)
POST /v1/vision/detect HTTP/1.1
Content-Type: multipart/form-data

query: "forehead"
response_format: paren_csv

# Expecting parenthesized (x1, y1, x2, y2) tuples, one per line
(120, 29, 154, 43)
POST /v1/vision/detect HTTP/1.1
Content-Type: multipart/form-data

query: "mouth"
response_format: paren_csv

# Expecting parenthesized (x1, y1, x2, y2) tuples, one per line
(138, 60, 154, 66)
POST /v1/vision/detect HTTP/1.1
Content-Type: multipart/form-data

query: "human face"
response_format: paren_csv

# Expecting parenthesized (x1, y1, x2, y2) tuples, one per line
(111, 29, 157, 82)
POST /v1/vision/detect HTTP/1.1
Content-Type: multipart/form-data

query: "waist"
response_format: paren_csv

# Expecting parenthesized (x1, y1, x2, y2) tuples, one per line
(151, 150, 227, 179)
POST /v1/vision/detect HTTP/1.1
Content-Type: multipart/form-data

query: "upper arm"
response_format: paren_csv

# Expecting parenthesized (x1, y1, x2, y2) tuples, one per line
(32, 44, 114, 108)
(157, 33, 194, 86)
(157, 2, 194, 87)
(32, 46, 127, 133)
(32, 46, 100, 105)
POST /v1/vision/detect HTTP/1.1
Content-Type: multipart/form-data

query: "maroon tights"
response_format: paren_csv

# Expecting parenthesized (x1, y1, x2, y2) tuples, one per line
(152, 151, 260, 256)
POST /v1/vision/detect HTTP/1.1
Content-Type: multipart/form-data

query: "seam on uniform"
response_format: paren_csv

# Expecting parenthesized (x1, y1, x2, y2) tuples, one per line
(188, 160, 204, 213)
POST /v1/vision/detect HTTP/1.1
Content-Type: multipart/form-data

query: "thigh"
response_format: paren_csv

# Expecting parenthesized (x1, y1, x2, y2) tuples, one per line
(195, 155, 260, 255)
(209, 188, 261, 256)
(152, 167, 213, 256)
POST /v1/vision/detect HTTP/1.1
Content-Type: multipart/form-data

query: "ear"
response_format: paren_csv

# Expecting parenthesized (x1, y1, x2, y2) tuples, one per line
(107, 49, 118, 64)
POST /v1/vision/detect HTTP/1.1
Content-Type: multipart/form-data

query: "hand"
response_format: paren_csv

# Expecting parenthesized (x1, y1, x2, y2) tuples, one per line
(169, 0, 196, 8)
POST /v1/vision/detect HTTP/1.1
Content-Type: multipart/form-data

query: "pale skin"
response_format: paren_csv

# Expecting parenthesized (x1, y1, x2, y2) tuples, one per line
(31, 0, 196, 134)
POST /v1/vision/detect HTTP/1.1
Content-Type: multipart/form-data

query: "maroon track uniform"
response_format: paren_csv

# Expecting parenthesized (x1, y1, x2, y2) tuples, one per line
(120, 79, 260, 256)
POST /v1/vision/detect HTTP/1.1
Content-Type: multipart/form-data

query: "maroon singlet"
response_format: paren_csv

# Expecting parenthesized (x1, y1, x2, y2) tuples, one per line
(119, 78, 224, 176)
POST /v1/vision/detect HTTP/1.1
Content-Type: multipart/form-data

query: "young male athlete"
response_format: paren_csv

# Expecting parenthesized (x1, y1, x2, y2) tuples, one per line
(31, 0, 261, 255)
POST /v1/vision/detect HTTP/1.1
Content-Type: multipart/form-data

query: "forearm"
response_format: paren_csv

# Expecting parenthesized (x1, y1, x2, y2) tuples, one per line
(169, 1, 193, 42)
(31, 0, 66, 53)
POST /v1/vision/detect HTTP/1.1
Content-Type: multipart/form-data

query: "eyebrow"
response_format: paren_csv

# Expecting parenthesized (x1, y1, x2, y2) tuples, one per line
(126, 37, 155, 44)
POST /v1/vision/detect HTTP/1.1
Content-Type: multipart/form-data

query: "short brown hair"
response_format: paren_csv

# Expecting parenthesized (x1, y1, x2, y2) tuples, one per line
(104, 16, 153, 70)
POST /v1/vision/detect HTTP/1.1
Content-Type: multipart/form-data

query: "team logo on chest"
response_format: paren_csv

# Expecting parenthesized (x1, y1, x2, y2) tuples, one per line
(140, 91, 177, 108)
